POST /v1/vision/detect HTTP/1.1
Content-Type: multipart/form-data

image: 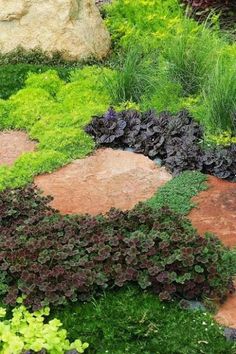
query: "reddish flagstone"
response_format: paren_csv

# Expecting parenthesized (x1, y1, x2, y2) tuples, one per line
(188, 175, 236, 328)
(188, 175, 236, 248)
(35, 148, 172, 215)
(0, 131, 36, 166)
(215, 279, 236, 329)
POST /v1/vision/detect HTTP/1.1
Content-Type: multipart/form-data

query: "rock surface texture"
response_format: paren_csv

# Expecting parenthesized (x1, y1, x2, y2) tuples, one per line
(35, 148, 172, 215)
(0, 131, 36, 166)
(215, 278, 236, 329)
(188, 175, 236, 329)
(188, 175, 236, 248)
(0, 0, 110, 60)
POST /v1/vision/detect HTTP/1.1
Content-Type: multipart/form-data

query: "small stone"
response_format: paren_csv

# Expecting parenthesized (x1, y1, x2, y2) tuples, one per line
(153, 157, 162, 167)
(224, 327, 236, 341)
(123, 147, 136, 153)
(179, 299, 206, 311)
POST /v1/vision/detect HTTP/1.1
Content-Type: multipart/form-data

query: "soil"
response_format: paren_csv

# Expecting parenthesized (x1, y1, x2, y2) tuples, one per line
(0, 131, 36, 166)
(34, 148, 172, 215)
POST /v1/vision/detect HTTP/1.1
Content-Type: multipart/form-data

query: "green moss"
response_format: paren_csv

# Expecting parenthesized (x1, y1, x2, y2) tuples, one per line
(0, 64, 71, 100)
(0, 67, 112, 190)
(145, 171, 208, 214)
(51, 286, 235, 354)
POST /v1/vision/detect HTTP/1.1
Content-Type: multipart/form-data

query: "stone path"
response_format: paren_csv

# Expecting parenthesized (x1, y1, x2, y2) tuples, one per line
(0, 131, 36, 166)
(215, 278, 236, 329)
(35, 148, 172, 215)
(188, 175, 236, 329)
(189, 175, 236, 248)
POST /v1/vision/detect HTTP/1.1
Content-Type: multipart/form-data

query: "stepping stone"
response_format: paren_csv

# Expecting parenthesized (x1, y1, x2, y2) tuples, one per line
(215, 278, 236, 329)
(0, 131, 36, 166)
(188, 175, 236, 248)
(34, 148, 172, 215)
(188, 176, 236, 329)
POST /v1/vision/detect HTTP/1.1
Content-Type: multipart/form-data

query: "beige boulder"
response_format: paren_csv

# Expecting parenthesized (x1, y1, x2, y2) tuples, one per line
(0, 0, 110, 60)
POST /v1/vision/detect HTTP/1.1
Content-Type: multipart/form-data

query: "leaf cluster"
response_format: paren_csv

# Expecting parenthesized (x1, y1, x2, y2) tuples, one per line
(85, 108, 236, 180)
(0, 300, 88, 354)
(0, 185, 234, 309)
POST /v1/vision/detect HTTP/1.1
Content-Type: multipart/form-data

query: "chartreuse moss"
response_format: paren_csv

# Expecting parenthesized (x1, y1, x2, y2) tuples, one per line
(0, 298, 88, 354)
(0, 67, 113, 191)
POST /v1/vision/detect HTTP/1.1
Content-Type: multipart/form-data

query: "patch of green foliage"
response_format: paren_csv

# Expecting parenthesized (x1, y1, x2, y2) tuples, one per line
(52, 286, 236, 354)
(196, 54, 236, 133)
(0, 64, 71, 100)
(103, 44, 159, 104)
(0, 47, 107, 100)
(104, 0, 236, 135)
(0, 67, 112, 190)
(146, 171, 208, 214)
(0, 299, 88, 354)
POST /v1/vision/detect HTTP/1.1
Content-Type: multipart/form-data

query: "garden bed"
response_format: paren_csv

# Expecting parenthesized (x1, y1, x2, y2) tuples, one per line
(0, 0, 236, 353)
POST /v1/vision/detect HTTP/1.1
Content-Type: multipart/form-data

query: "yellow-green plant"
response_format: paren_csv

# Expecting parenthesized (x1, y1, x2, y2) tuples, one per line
(0, 299, 88, 354)
(0, 66, 112, 191)
(205, 131, 236, 146)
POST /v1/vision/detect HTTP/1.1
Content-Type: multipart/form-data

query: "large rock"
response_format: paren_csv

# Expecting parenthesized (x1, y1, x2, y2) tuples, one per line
(0, 0, 110, 60)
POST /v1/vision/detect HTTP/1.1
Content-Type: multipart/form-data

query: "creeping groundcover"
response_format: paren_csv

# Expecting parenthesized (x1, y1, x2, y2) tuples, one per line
(0, 0, 236, 353)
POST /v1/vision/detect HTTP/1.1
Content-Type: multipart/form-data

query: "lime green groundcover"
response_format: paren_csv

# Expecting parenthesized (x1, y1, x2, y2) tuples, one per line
(0, 67, 114, 190)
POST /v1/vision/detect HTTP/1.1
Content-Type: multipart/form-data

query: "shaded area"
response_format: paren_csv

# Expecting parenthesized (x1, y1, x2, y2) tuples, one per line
(0, 131, 36, 166)
(35, 148, 172, 215)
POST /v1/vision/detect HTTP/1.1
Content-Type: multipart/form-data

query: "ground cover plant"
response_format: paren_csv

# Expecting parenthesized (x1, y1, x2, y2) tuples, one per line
(104, 0, 236, 136)
(0, 184, 235, 310)
(51, 286, 236, 354)
(0, 299, 88, 354)
(0, 67, 113, 190)
(85, 107, 236, 180)
(0, 0, 236, 352)
(0, 47, 98, 99)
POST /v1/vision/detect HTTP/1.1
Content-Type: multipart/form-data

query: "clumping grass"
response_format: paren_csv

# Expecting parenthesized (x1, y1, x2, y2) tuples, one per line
(161, 20, 224, 96)
(51, 286, 236, 354)
(199, 55, 236, 134)
(104, 45, 159, 104)
(146, 171, 208, 214)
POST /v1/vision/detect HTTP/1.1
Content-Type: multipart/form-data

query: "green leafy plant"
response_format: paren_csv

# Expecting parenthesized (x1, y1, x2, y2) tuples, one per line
(0, 298, 88, 354)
